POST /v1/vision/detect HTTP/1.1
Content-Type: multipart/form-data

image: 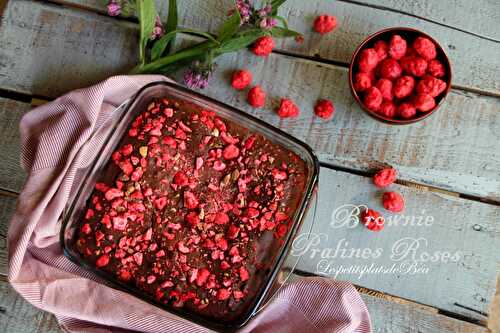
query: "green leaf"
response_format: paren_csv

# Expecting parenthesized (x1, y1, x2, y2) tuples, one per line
(137, 0, 157, 65)
(216, 29, 267, 54)
(133, 40, 215, 74)
(217, 11, 241, 42)
(271, 0, 287, 15)
(151, 55, 201, 75)
(151, 29, 219, 61)
(120, 1, 136, 17)
(151, 31, 178, 62)
(270, 26, 301, 38)
(164, 0, 178, 53)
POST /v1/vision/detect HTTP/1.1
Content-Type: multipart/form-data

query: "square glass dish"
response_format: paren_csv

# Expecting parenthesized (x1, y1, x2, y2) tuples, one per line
(60, 81, 319, 331)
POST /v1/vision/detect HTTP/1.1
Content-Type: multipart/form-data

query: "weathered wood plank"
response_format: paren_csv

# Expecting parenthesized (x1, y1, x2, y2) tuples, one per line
(0, 272, 487, 333)
(71, 0, 178, 20)
(60, 0, 500, 42)
(292, 167, 500, 321)
(0, 0, 496, 326)
(0, 214, 491, 333)
(55, 0, 500, 95)
(2, 91, 497, 321)
(0, 1, 499, 200)
(286, 273, 488, 333)
(361, 293, 488, 333)
(1, 165, 499, 321)
(0, 192, 16, 276)
(184, 0, 500, 95)
(179, 50, 500, 201)
(356, 0, 500, 41)
(0, 98, 29, 193)
(0, 278, 61, 333)
(0, 0, 138, 97)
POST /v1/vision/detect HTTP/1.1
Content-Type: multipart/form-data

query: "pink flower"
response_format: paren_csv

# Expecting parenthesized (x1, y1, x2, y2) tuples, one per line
(151, 16, 164, 40)
(236, 0, 253, 25)
(258, 4, 272, 17)
(259, 17, 278, 30)
(183, 61, 215, 89)
(107, 1, 121, 16)
(184, 70, 210, 89)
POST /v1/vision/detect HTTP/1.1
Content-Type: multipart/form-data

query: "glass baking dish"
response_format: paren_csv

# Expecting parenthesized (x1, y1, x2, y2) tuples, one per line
(60, 81, 319, 331)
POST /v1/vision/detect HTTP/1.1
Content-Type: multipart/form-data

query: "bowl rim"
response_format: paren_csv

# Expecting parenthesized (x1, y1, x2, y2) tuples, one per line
(348, 27, 453, 125)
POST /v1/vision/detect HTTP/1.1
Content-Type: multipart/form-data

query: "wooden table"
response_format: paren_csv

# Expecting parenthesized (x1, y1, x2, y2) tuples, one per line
(1, 1, 499, 332)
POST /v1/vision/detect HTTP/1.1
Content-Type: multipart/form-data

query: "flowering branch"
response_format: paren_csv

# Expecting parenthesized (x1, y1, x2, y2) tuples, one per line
(107, 0, 301, 89)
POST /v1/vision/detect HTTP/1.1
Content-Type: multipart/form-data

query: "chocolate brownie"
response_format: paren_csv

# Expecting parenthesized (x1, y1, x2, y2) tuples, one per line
(74, 97, 308, 322)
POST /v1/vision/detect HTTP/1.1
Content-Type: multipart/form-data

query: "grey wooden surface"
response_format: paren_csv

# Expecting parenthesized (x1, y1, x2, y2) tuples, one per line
(1, 151, 498, 318)
(356, 0, 500, 41)
(294, 168, 500, 321)
(0, 192, 14, 275)
(361, 294, 488, 333)
(0, 171, 494, 333)
(174, 51, 500, 201)
(1, 1, 500, 200)
(288, 274, 489, 333)
(59, 0, 500, 95)
(0, 273, 488, 333)
(0, 0, 499, 332)
(0, 98, 28, 193)
(56, 0, 500, 41)
(0, 277, 60, 333)
(0, 0, 138, 97)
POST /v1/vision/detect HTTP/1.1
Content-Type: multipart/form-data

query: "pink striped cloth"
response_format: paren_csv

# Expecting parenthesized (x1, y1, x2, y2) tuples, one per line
(8, 75, 372, 333)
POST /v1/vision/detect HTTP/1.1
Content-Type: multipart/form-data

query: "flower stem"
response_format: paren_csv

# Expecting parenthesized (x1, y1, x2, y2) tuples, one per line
(131, 40, 216, 74)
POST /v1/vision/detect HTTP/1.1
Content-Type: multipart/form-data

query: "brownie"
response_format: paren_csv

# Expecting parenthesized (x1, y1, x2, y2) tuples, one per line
(74, 97, 308, 322)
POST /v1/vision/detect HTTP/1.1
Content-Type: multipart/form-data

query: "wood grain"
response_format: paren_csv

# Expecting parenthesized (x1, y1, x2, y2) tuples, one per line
(0, 0, 138, 98)
(0, 163, 498, 321)
(0, 2, 499, 200)
(292, 167, 500, 321)
(54, 0, 500, 95)
(0, 192, 15, 276)
(0, 5, 499, 201)
(0, 98, 29, 193)
(183, 0, 500, 95)
(62, 0, 500, 42)
(355, 0, 500, 41)
(0, 272, 487, 333)
(362, 292, 488, 333)
(0, 0, 498, 330)
(175, 50, 500, 201)
(0, 184, 492, 333)
(286, 273, 489, 333)
(0, 278, 61, 333)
